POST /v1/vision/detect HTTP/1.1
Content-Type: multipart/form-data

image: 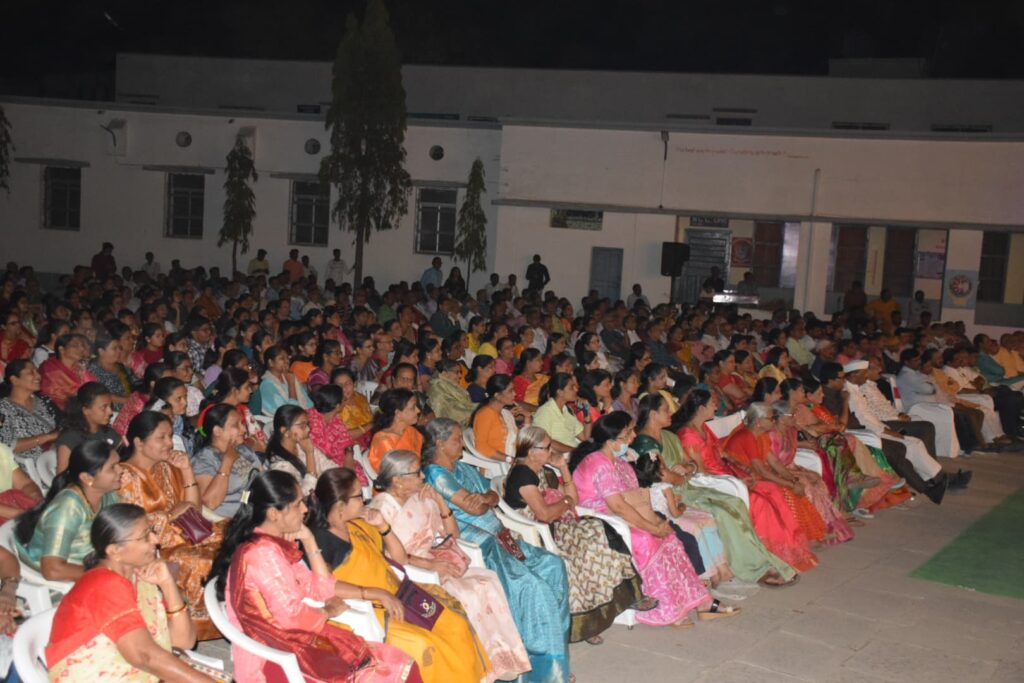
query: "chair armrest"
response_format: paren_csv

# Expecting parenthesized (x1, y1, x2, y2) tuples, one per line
(575, 506, 632, 547)
(456, 539, 485, 568)
(403, 564, 441, 585)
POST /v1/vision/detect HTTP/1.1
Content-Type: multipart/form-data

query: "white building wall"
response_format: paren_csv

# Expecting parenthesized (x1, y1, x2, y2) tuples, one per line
(0, 101, 501, 285)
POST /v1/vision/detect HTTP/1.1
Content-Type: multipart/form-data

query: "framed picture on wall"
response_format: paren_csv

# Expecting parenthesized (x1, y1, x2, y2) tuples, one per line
(731, 237, 753, 267)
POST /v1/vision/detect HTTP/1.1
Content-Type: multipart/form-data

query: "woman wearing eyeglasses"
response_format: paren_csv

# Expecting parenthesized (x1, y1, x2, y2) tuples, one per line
(503, 426, 650, 646)
(309, 467, 491, 683)
(46, 503, 214, 681)
(368, 449, 531, 682)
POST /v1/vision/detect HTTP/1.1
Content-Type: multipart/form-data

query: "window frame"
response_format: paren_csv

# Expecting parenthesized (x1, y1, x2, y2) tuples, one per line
(752, 221, 784, 288)
(289, 179, 331, 247)
(881, 227, 917, 298)
(165, 173, 206, 239)
(830, 224, 868, 292)
(977, 231, 1010, 303)
(414, 187, 458, 255)
(42, 166, 81, 231)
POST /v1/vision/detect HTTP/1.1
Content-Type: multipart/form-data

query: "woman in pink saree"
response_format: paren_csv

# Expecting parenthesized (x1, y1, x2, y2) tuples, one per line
(210, 470, 421, 683)
(571, 411, 740, 627)
(368, 449, 532, 682)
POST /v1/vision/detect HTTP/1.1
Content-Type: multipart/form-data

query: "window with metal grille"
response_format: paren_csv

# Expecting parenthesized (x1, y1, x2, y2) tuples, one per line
(978, 231, 1010, 303)
(831, 224, 868, 292)
(165, 173, 205, 238)
(415, 188, 457, 254)
(290, 180, 330, 246)
(881, 227, 916, 297)
(43, 167, 81, 230)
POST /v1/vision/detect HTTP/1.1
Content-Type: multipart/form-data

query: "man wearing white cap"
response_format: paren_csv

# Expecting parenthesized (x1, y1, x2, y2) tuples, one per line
(844, 359, 971, 499)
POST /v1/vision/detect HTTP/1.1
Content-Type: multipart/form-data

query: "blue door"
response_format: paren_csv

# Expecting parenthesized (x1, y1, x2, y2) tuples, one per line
(589, 247, 624, 301)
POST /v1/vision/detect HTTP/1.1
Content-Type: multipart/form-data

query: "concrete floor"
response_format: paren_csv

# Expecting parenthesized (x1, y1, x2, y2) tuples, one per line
(200, 452, 1024, 682)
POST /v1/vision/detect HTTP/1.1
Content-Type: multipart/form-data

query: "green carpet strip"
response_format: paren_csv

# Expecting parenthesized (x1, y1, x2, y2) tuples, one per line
(910, 487, 1024, 600)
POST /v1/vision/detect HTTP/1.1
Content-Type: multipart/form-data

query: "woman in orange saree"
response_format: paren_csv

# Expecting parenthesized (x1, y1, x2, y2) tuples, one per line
(118, 411, 224, 640)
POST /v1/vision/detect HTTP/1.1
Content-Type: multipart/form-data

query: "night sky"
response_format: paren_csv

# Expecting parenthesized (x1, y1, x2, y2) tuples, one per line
(3, 0, 1022, 99)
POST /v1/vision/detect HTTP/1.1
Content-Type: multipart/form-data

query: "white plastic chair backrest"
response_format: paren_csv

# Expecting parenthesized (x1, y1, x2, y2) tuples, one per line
(27, 449, 57, 494)
(203, 581, 306, 683)
(353, 444, 378, 481)
(0, 521, 73, 615)
(490, 474, 506, 496)
(12, 606, 54, 683)
(706, 410, 745, 439)
(793, 448, 823, 475)
(455, 539, 486, 568)
(356, 381, 378, 402)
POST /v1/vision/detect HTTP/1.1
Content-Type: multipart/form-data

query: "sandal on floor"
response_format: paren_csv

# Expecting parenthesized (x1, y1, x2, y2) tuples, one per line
(585, 635, 604, 645)
(671, 619, 695, 629)
(759, 573, 800, 589)
(630, 596, 660, 612)
(698, 599, 741, 621)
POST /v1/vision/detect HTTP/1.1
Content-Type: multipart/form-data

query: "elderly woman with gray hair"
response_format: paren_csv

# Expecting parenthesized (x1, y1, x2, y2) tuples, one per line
(368, 449, 532, 681)
(422, 417, 572, 683)
(502, 425, 650, 645)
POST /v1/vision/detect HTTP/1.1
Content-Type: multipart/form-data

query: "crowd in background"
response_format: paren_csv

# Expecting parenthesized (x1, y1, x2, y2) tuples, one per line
(0, 241, 1022, 681)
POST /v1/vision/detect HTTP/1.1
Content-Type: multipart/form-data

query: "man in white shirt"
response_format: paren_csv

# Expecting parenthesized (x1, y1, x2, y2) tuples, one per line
(141, 252, 161, 281)
(626, 284, 650, 310)
(844, 360, 969, 497)
(324, 249, 352, 287)
(895, 350, 963, 457)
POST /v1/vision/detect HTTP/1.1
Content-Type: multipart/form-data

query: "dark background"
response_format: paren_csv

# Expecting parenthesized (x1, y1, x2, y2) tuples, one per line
(3, 0, 1022, 99)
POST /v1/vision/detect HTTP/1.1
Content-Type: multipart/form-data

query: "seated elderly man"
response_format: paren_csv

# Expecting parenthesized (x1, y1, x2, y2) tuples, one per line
(843, 359, 970, 502)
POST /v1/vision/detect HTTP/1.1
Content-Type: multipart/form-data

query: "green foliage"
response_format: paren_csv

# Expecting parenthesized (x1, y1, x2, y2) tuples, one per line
(320, 0, 411, 285)
(0, 105, 13, 194)
(454, 158, 487, 287)
(220, 135, 258, 274)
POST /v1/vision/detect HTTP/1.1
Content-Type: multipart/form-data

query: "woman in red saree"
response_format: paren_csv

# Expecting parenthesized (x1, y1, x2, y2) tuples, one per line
(676, 391, 818, 573)
(210, 470, 421, 683)
(40, 333, 97, 410)
(765, 402, 855, 544)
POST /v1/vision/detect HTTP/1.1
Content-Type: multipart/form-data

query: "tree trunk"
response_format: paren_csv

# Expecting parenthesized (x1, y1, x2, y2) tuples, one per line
(231, 239, 238, 277)
(354, 223, 365, 287)
(465, 259, 472, 290)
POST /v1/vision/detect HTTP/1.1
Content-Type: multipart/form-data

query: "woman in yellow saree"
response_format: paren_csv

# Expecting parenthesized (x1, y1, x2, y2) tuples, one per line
(310, 468, 491, 683)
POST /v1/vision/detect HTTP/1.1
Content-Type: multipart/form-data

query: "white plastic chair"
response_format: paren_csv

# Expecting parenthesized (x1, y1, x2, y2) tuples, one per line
(356, 381, 379, 402)
(455, 539, 485, 568)
(24, 449, 57, 495)
(12, 606, 54, 683)
(688, 473, 750, 509)
(705, 410, 745, 439)
(794, 448, 823, 475)
(353, 444, 378, 482)
(0, 521, 73, 616)
(847, 428, 884, 450)
(461, 429, 510, 478)
(204, 581, 307, 683)
(490, 474, 561, 555)
(574, 506, 638, 628)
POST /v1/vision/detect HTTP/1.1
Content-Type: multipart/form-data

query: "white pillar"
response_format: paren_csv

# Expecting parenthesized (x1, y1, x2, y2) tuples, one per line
(793, 221, 832, 317)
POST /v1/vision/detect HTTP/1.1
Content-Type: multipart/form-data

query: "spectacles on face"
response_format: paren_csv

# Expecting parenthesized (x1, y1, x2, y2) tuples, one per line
(398, 469, 422, 477)
(120, 525, 158, 543)
(346, 492, 365, 501)
(531, 443, 553, 452)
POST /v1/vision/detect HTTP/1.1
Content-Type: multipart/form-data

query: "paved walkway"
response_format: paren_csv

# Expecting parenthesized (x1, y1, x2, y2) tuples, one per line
(200, 453, 1024, 682)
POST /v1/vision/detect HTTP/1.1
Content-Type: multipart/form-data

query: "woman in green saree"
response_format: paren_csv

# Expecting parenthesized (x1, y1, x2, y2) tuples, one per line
(630, 393, 797, 586)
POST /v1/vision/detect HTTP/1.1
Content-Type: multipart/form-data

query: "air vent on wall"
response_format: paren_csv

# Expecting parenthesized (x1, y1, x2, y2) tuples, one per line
(304, 139, 321, 155)
(715, 117, 752, 126)
(429, 145, 445, 161)
(175, 131, 192, 148)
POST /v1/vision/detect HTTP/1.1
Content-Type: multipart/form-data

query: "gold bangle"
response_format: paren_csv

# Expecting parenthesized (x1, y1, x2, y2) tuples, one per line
(165, 602, 189, 617)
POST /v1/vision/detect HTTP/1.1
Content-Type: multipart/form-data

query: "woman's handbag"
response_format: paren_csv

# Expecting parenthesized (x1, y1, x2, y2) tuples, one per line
(171, 506, 214, 544)
(385, 559, 445, 631)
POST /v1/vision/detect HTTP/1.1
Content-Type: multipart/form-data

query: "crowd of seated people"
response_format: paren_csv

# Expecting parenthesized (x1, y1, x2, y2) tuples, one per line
(0, 247, 1021, 681)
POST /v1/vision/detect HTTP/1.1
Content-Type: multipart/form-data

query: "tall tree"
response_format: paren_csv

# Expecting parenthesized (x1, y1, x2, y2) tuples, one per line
(321, 0, 411, 286)
(454, 158, 487, 289)
(219, 135, 258, 275)
(0, 105, 13, 194)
